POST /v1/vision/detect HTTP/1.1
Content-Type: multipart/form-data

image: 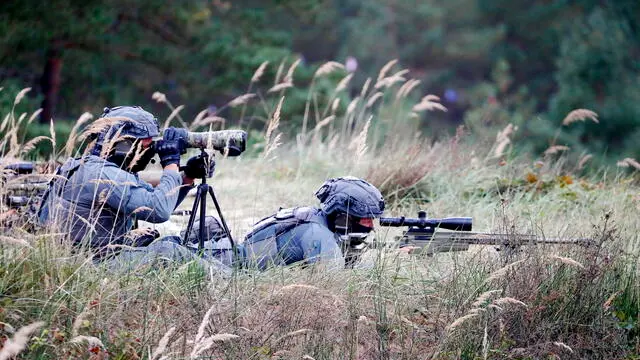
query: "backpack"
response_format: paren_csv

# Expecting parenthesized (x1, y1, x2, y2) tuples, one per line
(36, 157, 83, 225)
(244, 207, 322, 244)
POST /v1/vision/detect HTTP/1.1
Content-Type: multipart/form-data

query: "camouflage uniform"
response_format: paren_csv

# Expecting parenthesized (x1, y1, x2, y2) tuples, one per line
(188, 177, 385, 270)
(38, 106, 194, 260)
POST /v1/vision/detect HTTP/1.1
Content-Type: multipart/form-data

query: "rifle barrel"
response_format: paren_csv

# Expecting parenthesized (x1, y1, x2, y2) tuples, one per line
(414, 232, 595, 246)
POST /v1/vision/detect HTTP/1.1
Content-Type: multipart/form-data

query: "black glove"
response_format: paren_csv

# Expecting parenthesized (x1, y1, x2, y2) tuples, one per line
(157, 127, 189, 167)
(183, 154, 215, 179)
(156, 140, 182, 167)
(163, 127, 189, 153)
(126, 229, 160, 247)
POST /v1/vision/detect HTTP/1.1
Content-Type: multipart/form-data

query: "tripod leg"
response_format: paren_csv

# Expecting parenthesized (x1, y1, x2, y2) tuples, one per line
(207, 186, 235, 248)
(182, 187, 202, 246)
(198, 184, 208, 252)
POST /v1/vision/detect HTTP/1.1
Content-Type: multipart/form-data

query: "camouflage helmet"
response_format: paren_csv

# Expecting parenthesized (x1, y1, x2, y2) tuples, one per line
(315, 176, 385, 218)
(93, 106, 160, 152)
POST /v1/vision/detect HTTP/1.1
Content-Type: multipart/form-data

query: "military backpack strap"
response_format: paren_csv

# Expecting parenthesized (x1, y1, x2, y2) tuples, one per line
(244, 207, 318, 244)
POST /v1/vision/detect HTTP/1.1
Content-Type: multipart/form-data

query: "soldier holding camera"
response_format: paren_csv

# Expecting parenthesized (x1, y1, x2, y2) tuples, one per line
(38, 106, 214, 260)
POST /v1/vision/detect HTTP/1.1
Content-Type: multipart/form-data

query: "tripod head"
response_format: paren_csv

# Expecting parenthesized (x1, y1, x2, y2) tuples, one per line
(180, 148, 216, 180)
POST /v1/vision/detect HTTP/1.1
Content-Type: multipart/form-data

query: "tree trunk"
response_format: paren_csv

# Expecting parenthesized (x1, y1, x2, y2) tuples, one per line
(40, 43, 63, 124)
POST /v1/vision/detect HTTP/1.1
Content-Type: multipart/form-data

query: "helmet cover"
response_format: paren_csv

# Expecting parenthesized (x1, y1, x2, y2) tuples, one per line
(93, 106, 159, 149)
(97, 106, 160, 141)
(91, 106, 160, 169)
(315, 176, 385, 218)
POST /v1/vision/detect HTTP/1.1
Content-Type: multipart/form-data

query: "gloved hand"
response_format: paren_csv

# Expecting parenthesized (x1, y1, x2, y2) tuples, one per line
(125, 229, 160, 247)
(156, 140, 182, 167)
(163, 127, 189, 153)
(182, 153, 215, 179)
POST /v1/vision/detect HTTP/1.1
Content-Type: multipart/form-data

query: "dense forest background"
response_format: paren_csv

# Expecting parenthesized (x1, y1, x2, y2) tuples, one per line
(1, 0, 639, 163)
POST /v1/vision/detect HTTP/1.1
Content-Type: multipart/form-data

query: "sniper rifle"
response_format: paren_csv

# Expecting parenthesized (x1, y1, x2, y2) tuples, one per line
(377, 210, 594, 255)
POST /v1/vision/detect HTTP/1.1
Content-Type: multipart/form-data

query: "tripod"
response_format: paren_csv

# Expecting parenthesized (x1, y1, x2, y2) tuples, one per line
(181, 149, 235, 253)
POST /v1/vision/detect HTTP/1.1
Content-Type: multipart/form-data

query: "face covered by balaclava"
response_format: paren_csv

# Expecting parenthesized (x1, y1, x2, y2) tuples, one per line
(107, 138, 156, 173)
(93, 106, 161, 173)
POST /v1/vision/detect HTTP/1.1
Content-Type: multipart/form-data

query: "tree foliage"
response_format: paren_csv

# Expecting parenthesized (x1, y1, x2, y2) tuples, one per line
(1, 0, 639, 161)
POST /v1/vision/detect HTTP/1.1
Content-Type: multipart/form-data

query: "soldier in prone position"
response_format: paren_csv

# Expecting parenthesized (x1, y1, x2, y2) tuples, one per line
(184, 176, 386, 270)
(38, 106, 213, 264)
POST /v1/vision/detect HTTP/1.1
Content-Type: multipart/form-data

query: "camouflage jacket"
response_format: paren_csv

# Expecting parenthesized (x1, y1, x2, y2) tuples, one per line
(38, 155, 191, 255)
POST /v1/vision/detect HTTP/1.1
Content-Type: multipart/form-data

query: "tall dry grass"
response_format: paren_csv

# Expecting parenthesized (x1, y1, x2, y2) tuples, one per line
(1, 59, 639, 359)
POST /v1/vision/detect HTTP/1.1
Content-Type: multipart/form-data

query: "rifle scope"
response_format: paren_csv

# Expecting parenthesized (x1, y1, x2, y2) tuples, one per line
(379, 210, 472, 231)
(4, 162, 34, 174)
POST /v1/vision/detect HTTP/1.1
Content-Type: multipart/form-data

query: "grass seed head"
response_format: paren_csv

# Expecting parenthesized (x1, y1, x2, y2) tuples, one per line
(335, 73, 353, 92)
(210, 333, 239, 342)
(360, 78, 372, 97)
(228, 93, 256, 108)
(617, 158, 640, 170)
(251, 61, 269, 83)
(486, 259, 526, 282)
(268, 82, 293, 93)
(544, 145, 570, 156)
(549, 255, 585, 269)
(315, 61, 345, 78)
(447, 313, 479, 332)
(553, 342, 574, 353)
(377, 59, 398, 82)
(280, 284, 321, 293)
(0, 322, 45, 360)
(151, 327, 176, 360)
(284, 58, 302, 84)
(412, 95, 447, 112)
(27, 108, 43, 126)
(366, 92, 384, 108)
(562, 109, 598, 126)
(69, 335, 105, 349)
(578, 154, 593, 170)
(13, 87, 31, 106)
(152, 91, 167, 104)
(396, 79, 421, 100)
(331, 98, 340, 112)
(493, 297, 527, 307)
(20, 136, 50, 155)
(346, 97, 360, 115)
